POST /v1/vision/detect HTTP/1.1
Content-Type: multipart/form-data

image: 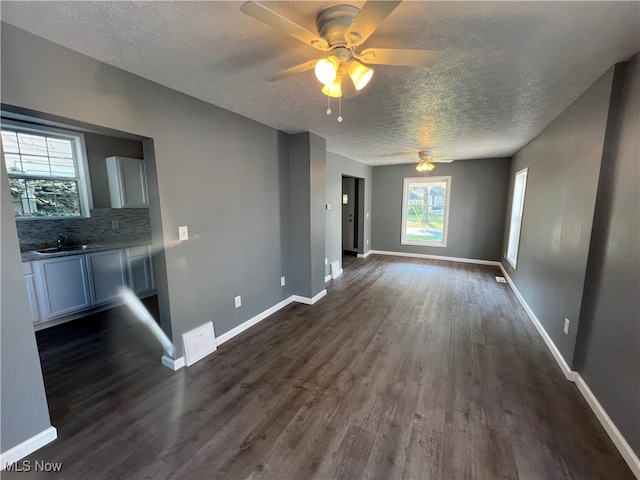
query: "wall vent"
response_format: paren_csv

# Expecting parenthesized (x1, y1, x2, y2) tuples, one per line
(182, 322, 217, 366)
(330, 261, 342, 279)
(495, 276, 507, 283)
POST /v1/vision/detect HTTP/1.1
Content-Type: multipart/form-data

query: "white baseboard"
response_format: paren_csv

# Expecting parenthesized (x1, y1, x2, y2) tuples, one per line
(575, 374, 640, 478)
(499, 265, 574, 380)
(370, 250, 500, 266)
(0, 426, 57, 469)
(499, 264, 640, 478)
(292, 289, 327, 305)
(216, 296, 294, 346)
(325, 274, 332, 283)
(167, 292, 329, 366)
(161, 355, 185, 371)
(357, 250, 372, 259)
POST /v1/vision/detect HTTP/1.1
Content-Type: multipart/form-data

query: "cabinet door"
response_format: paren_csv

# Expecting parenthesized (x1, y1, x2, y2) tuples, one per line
(24, 279, 41, 325)
(127, 255, 154, 295)
(120, 159, 148, 207)
(86, 250, 127, 305)
(107, 156, 148, 208)
(37, 256, 91, 319)
(23, 262, 41, 323)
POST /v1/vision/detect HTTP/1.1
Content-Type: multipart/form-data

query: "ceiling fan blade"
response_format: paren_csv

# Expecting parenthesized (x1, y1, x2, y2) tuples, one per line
(359, 48, 441, 67)
(241, 2, 328, 51)
(431, 157, 453, 163)
(345, 1, 403, 47)
(264, 59, 320, 82)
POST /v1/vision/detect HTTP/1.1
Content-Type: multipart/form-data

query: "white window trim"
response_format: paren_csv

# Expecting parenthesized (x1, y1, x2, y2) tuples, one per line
(506, 168, 528, 268)
(2, 119, 93, 220)
(401, 176, 452, 248)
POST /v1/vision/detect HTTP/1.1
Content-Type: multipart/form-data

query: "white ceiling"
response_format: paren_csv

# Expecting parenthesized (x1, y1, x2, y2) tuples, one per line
(1, 1, 639, 165)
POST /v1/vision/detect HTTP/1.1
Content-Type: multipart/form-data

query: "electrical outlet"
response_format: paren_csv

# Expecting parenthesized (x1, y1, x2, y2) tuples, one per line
(234, 296, 241, 308)
(564, 318, 570, 334)
(179, 226, 189, 241)
(280, 276, 286, 286)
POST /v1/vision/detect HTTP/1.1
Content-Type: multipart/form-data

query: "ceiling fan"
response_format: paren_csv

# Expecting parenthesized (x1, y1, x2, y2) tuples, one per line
(375, 150, 452, 170)
(415, 151, 451, 173)
(240, 1, 441, 120)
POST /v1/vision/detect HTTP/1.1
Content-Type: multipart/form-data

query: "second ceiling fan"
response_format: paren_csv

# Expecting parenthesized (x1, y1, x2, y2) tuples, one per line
(241, 0, 441, 114)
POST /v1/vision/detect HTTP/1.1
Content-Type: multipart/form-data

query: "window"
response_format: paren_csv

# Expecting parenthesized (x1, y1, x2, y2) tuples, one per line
(401, 176, 451, 247)
(1, 121, 92, 218)
(506, 168, 528, 268)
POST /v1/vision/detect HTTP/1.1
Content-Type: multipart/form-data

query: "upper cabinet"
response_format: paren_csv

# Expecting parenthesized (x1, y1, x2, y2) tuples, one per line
(106, 156, 149, 208)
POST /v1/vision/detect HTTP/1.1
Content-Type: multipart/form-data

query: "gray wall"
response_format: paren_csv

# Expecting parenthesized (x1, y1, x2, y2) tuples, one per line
(0, 160, 53, 454)
(501, 69, 614, 365)
(1, 25, 295, 360)
(325, 151, 372, 274)
(372, 158, 510, 261)
(289, 132, 326, 299)
(84, 132, 144, 208)
(574, 56, 640, 454)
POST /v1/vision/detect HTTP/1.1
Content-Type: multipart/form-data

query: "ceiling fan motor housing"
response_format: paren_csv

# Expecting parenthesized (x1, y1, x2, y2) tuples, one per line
(316, 5, 360, 48)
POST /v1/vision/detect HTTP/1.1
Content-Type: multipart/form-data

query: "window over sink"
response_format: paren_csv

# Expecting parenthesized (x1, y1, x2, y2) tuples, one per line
(1, 120, 92, 219)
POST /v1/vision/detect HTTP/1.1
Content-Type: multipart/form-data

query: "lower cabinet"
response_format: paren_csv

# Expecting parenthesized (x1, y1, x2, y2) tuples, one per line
(28, 246, 155, 325)
(126, 246, 155, 296)
(36, 255, 92, 320)
(23, 262, 41, 324)
(86, 250, 127, 305)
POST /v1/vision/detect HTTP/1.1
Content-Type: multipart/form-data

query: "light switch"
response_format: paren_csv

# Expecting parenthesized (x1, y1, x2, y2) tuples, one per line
(235, 296, 242, 308)
(179, 226, 189, 241)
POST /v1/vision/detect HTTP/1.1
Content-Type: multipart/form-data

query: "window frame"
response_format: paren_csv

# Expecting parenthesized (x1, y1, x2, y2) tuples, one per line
(506, 167, 528, 268)
(401, 175, 452, 248)
(1, 119, 93, 220)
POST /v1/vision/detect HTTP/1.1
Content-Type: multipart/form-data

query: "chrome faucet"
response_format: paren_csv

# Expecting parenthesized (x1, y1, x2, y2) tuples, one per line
(57, 234, 68, 249)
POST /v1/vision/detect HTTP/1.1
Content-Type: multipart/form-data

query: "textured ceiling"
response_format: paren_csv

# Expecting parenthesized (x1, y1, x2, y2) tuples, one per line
(1, 1, 639, 165)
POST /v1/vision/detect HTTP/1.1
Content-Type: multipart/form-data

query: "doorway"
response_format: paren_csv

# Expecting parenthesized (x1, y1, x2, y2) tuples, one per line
(342, 175, 365, 262)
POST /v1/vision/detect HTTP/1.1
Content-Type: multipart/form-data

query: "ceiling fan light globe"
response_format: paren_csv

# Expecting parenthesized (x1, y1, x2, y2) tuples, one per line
(322, 81, 342, 98)
(348, 60, 374, 90)
(315, 57, 338, 85)
(416, 160, 435, 172)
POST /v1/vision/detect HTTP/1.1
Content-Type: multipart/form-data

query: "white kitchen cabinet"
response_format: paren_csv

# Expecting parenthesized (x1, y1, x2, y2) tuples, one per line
(106, 156, 148, 208)
(125, 246, 155, 296)
(28, 246, 155, 328)
(86, 249, 127, 305)
(36, 255, 91, 320)
(23, 262, 42, 323)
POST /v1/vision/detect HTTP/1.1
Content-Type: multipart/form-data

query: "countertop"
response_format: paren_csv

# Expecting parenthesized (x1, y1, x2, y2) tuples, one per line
(21, 238, 153, 262)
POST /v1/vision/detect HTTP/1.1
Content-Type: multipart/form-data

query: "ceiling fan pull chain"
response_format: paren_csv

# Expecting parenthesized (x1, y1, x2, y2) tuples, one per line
(338, 96, 343, 123)
(326, 96, 332, 115)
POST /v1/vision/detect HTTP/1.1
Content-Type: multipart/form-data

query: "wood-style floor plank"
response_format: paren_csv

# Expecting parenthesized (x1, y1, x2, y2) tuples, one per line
(5, 255, 634, 479)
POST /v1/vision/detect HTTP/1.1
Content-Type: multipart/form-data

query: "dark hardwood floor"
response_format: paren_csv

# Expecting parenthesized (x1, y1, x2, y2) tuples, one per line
(7, 255, 634, 479)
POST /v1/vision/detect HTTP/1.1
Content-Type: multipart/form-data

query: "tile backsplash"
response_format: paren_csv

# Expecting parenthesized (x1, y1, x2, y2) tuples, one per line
(16, 208, 151, 251)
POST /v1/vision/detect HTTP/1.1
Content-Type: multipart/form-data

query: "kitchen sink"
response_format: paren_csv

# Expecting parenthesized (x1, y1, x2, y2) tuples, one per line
(35, 244, 91, 254)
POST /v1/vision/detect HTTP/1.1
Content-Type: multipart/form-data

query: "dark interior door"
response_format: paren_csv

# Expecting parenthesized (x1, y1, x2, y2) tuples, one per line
(342, 176, 358, 253)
